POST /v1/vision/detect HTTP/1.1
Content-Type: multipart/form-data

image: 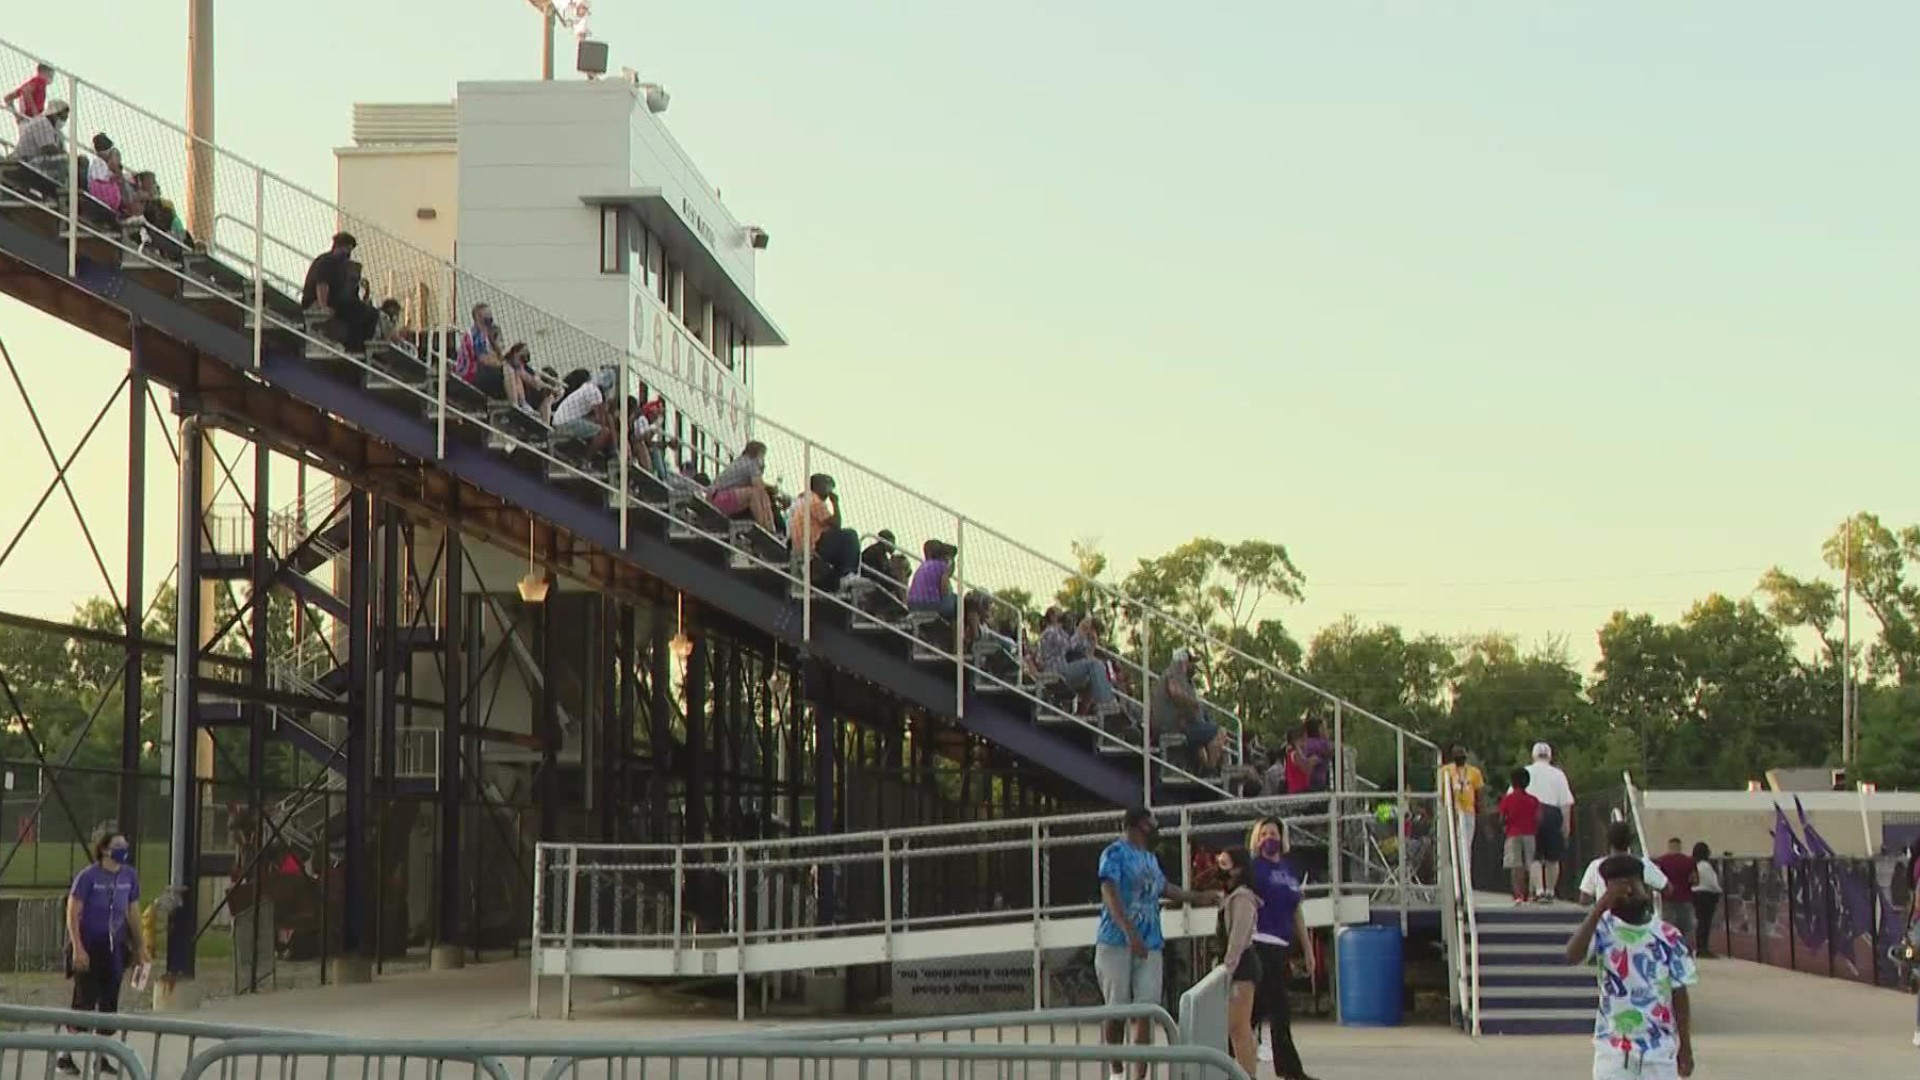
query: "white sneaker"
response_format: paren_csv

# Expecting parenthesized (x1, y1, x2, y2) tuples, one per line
(1910, 1031, 1920, 1048)
(1257, 1044, 1274, 1063)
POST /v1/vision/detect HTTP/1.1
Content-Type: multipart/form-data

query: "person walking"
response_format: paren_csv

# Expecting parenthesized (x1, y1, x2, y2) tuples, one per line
(1096, 807, 1218, 1079)
(1247, 817, 1317, 1080)
(1564, 856, 1699, 1079)
(1498, 769, 1542, 905)
(1215, 848, 1263, 1080)
(1651, 838, 1700, 951)
(1439, 745, 1485, 869)
(1689, 843, 1721, 959)
(60, 829, 147, 1075)
(1578, 822, 1670, 905)
(1525, 742, 1576, 901)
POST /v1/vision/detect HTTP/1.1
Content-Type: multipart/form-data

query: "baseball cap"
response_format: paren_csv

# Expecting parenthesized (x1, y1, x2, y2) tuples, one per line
(1173, 647, 1192, 665)
(1532, 742, 1553, 761)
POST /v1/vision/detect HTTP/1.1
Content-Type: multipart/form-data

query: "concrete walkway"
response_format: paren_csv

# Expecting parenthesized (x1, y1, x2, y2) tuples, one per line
(183, 955, 1918, 1078)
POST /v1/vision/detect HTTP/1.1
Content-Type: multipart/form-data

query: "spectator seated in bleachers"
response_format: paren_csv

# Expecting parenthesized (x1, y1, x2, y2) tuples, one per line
(789, 473, 860, 590)
(132, 171, 195, 257)
(5, 63, 54, 122)
(905, 539, 958, 621)
(300, 232, 377, 353)
(550, 367, 616, 456)
(5, 99, 69, 197)
(1035, 608, 1119, 716)
(1154, 648, 1228, 773)
(628, 398, 677, 476)
(860, 529, 908, 599)
(474, 340, 545, 421)
(708, 441, 777, 532)
(373, 299, 408, 347)
(667, 458, 709, 499)
(84, 134, 130, 222)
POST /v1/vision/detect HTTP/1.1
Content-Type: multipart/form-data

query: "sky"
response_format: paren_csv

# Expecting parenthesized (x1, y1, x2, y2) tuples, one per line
(0, 2, 1916, 670)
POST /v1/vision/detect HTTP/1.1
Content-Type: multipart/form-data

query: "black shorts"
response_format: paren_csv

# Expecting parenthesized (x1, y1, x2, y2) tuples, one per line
(473, 364, 507, 399)
(1231, 947, 1263, 984)
(1535, 805, 1566, 861)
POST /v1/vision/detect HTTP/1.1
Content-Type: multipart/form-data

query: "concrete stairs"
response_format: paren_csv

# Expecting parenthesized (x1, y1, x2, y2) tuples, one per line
(1471, 901, 1595, 1036)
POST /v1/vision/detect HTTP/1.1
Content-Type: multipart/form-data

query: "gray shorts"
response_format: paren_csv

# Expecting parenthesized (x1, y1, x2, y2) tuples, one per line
(1093, 944, 1163, 1007)
(553, 418, 600, 441)
(1503, 834, 1537, 869)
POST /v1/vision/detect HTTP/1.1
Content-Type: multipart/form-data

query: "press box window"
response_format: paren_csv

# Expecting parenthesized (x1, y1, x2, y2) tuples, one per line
(599, 206, 629, 275)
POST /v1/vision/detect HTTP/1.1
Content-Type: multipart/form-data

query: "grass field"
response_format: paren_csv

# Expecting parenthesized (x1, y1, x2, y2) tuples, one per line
(0, 842, 172, 893)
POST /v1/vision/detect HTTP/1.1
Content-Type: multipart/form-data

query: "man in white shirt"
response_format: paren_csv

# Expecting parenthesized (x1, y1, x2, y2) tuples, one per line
(1577, 821, 1668, 904)
(552, 368, 614, 455)
(1525, 742, 1575, 901)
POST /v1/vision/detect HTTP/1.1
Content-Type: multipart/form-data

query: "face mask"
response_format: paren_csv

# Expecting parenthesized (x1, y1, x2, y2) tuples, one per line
(1613, 900, 1651, 925)
(107, 847, 128, 865)
(1258, 839, 1282, 859)
(1451, 754, 1467, 766)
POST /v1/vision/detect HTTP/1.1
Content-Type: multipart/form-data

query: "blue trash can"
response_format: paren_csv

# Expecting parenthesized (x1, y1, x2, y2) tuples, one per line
(1336, 925, 1404, 1027)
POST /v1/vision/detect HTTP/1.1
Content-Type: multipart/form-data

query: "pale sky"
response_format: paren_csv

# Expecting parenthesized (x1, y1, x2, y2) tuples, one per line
(0, 3, 1914, 668)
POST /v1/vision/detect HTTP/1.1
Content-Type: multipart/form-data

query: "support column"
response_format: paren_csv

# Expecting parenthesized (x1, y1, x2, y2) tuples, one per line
(246, 447, 270, 848)
(184, 0, 216, 240)
(685, 640, 709, 844)
(378, 503, 401, 789)
(784, 667, 802, 836)
(598, 599, 618, 840)
(537, 595, 559, 843)
(331, 490, 371, 984)
(118, 351, 145, 846)
(163, 418, 204, 996)
(433, 528, 464, 971)
(812, 673, 837, 924)
(648, 614, 672, 842)
(615, 605, 636, 843)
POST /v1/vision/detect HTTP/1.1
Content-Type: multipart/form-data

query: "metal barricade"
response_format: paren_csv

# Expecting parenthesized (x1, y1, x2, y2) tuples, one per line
(0, 1034, 150, 1080)
(1175, 965, 1230, 1074)
(0, 1006, 306, 1080)
(696, 1004, 1179, 1048)
(178, 1036, 1248, 1080)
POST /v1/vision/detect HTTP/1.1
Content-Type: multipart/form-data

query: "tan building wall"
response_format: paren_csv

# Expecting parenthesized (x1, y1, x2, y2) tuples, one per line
(1638, 790, 1920, 859)
(334, 103, 460, 328)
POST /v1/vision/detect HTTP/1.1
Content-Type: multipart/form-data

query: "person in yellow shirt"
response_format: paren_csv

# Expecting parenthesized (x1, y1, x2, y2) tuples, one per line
(788, 473, 860, 591)
(1439, 745, 1485, 867)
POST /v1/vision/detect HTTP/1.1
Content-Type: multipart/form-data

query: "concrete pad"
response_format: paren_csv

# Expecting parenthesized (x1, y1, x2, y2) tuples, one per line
(184, 955, 1920, 1078)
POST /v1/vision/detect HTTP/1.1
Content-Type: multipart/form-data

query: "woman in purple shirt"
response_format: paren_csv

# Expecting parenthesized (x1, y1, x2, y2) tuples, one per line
(62, 829, 146, 1069)
(1247, 817, 1318, 1080)
(906, 539, 958, 620)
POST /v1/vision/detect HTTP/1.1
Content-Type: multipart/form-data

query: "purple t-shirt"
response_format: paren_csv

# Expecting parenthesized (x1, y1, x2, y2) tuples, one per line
(907, 558, 950, 606)
(69, 863, 139, 947)
(1301, 736, 1333, 790)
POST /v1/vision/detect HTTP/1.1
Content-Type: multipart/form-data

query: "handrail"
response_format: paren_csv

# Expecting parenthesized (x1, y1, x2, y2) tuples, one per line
(1438, 767, 1480, 1036)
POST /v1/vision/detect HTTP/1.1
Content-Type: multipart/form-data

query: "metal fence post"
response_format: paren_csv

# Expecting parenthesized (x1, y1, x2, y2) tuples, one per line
(735, 843, 748, 1020)
(954, 518, 967, 717)
(64, 76, 79, 278)
(561, 845, 580, 1020)
(529, 844, 545, 1017)
(801, 441, 812, 643)
(1141, 612, 1153, 807)
(881, 834, 894, 963)
(672, 847, 685, 973)
(1396, 731, 1409, 929)
(1030, 821, 1043, 1010)
(250, 169, 265, 369)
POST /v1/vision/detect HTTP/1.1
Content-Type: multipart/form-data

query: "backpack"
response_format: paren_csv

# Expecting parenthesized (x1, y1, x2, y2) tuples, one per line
(453, 332, 479, 383)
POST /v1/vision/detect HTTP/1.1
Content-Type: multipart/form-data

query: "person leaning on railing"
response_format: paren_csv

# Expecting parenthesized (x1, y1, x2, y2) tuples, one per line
(4, 98, 69, 198)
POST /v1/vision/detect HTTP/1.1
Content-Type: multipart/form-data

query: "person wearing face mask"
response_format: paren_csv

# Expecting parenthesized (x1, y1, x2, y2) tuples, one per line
(1246, 817, 1317, 1080)
(60, 829, 147, 1074)
(1565, 855, 1698, 1079)
(1438, 745, 1485, 869)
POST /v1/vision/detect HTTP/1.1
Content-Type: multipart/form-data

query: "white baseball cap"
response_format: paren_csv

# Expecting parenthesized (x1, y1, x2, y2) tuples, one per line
(1532, 742, 1553, 761)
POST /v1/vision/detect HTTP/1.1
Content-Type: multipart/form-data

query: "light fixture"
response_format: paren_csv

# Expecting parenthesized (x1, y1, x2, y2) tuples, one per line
(744, 226, 770, 251)
(637, 82, 671, 114)
(517, 519, 549, 603)
(670, 593, 694, 661)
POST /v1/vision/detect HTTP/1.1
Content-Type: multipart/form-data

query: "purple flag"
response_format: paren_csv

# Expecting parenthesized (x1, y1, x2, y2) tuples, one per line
(1772, 804, 1802, 868)
(1794, 797, 1839, 858)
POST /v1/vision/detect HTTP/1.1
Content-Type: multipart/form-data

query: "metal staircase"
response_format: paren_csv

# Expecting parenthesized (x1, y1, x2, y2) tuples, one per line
(0, 35, 1438, 810)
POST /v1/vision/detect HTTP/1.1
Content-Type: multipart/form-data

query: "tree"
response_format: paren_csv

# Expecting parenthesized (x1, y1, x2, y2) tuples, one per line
(1294, 618, 1454, 781)
(1441, 635, 1603, 788)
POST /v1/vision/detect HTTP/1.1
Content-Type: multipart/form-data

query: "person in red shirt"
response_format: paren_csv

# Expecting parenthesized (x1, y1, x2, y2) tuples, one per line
(5, 63, 53, 121)
(1497, 768, 1542, 904)
(1651, 836, 1701, 948)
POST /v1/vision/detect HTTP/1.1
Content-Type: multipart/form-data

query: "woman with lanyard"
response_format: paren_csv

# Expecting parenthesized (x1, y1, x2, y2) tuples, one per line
(60, 829, 147, 1074)
(1247, 816, 1319, 1080)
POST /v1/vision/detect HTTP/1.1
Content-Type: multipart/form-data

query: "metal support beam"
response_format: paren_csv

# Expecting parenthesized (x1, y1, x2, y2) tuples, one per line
(379, 502, 401, 789)
(537, 595, 558, 843)
(437, 528, 463, 947)
(341, 489, 371, 957)
(247, 446, 270, 837)
(118, 343, 146, 847)
(686, 640, 709, 844)
(165, 417, 203, 978)
(648, 614, 671, 842)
